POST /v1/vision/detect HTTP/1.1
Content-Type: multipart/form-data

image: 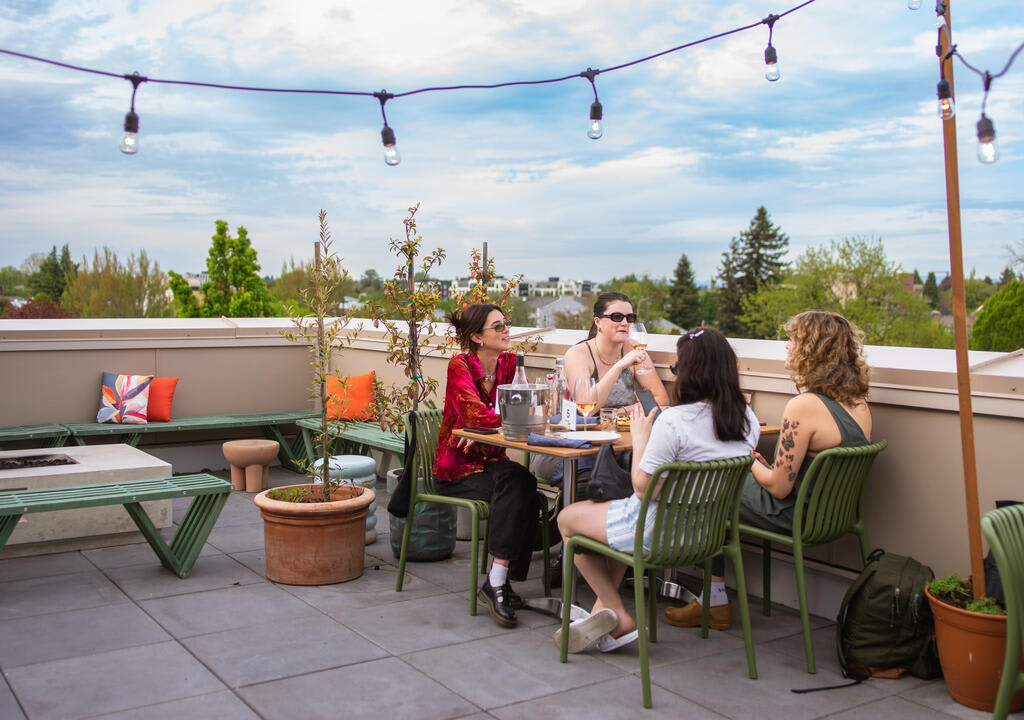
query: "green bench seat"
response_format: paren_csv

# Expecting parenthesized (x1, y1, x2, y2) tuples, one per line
(0, 473, 231, 578)
(295, 418, 405, 470)
(62, 411, 318, 471)
(0, 423, 70, 449)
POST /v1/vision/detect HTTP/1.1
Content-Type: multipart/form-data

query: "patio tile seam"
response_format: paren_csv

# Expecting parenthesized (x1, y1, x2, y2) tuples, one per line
(0, 670, 30, 720)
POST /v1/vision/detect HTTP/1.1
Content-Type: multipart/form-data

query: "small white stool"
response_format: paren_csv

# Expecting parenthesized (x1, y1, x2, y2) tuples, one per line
(312, 454, 378, 544)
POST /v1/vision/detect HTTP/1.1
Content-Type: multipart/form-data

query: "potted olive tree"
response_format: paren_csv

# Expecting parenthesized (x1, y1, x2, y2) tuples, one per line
(253, 210, 374, 585)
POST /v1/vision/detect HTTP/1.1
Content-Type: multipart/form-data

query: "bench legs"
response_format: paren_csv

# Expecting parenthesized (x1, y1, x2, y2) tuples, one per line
(0, 515, 21, 553)
(123, 491, 229, 578)
(261, 425, 308, 473)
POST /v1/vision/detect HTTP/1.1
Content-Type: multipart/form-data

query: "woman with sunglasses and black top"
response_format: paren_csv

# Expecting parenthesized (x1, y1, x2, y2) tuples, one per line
(434, 303, 540, 629)
(563, 292, 669, 413)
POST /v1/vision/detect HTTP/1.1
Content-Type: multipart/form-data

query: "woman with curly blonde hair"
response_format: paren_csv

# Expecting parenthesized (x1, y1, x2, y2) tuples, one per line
(664, 310, 872, 631)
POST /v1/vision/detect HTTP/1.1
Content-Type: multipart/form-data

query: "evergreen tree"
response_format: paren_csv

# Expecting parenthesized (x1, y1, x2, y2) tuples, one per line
(999, 265, 1018, 287)
(27, 244, 77, 301)
(716, 206, 789, 337)
(666, 253, 701, 329)
(923, 271, 939, 309)
(169, 220, 275, 317)
(970, 280, 1024, 351)
(913, 269, 923, 284)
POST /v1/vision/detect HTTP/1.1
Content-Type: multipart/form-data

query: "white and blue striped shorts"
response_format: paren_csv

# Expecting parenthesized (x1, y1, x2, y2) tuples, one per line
(605, 494, 658, 553)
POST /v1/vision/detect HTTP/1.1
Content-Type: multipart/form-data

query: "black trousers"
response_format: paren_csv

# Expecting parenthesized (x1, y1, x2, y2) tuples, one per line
(438, 458, 539, 582)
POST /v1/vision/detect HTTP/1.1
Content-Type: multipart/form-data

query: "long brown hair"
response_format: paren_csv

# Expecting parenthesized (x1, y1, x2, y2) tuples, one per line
(670, 327, 749, 442)
(785, 310, 870, 405)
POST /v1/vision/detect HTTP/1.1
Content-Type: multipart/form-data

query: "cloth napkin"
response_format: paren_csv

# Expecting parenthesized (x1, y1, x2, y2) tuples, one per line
(526, 433, 592, 449)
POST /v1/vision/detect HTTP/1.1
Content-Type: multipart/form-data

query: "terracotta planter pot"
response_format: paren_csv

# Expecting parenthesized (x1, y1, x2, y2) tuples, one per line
(254, 484, 375, 586)
(926, 586, 1024, 712)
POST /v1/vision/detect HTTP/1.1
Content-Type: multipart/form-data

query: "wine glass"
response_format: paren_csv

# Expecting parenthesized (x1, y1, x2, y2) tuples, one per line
(573, 376, 598, 422)
(629, 321, 652, 375)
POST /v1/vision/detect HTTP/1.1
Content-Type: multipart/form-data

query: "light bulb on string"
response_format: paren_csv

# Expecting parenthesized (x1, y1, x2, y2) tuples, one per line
(764, 46, 780, 82)
(373, 90, 400, 166)
(762, 14, 780, 82)
(588, 101, 603, 139)
(976, 115, 998, 164)
(119, 72, 146, 155)
(908, 0, 922, 10)
(381, 125, 401, 166)
(936, 78, 955, 119)
(580, 67, 604, 140)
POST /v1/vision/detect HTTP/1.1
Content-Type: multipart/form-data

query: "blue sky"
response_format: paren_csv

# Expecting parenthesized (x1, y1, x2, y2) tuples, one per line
(0, 0, 1021, 286)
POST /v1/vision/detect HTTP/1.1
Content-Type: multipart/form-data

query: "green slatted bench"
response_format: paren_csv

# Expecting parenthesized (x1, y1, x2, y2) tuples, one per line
(0, 473, 231, 578)
(0, 424, 70, 449)
(62, 411, 317, 472)
(295, 418, 405, 470)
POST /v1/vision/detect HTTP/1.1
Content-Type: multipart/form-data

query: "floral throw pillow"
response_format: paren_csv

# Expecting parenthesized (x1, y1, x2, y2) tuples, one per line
(97, 372, 153, 424)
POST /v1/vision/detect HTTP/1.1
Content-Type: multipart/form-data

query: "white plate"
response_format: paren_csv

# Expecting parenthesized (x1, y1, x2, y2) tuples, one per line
(557, 431, 621, 443)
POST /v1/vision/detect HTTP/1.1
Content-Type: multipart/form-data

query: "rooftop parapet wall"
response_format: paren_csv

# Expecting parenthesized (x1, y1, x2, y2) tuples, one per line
(1, 317, 1021, 577)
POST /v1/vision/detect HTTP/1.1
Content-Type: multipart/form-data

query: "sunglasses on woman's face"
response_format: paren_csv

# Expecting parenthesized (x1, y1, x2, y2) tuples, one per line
(598, 312, 637, 323)
(486, 320, 513, 332)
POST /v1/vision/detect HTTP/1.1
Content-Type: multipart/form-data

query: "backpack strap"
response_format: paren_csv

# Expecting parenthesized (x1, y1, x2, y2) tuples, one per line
(835, 548, 885, 681)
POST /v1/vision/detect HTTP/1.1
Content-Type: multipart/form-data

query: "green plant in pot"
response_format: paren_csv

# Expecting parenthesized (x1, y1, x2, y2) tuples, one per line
(253, 210, 374, 585)
(925, 570, 1022, 712)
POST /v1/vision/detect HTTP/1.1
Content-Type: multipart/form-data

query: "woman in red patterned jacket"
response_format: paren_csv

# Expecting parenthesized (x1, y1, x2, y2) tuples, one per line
(434, 303, 539, 628)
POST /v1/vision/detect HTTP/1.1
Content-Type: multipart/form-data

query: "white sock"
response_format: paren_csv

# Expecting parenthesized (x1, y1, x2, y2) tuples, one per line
(695, 581, 728, 607)
(489, 563, 509, 588)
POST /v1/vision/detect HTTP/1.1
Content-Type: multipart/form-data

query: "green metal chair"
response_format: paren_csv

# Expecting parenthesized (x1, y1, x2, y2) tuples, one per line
(981, 503, 1024, 720)
(395, 408, 551, 613)
(559, 456, 757, 708)
(739, 439, 888, 674)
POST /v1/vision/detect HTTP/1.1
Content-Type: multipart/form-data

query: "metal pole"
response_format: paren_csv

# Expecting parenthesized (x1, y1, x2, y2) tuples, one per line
(481, 241, 489, 292)
(937, 0, 985, 598)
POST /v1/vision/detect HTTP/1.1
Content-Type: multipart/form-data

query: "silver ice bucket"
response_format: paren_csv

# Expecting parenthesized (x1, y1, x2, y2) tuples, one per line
(497, 383, 549, 441)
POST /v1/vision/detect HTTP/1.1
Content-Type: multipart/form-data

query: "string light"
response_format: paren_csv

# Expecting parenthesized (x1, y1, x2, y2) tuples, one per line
(581, 68, 603, 140)
(120, 72, 146, 155)
(763, 14, 781, 82)
(936, 78, 954, 119)
(976, 114, 997, 165)
(374, 91, 400, 166)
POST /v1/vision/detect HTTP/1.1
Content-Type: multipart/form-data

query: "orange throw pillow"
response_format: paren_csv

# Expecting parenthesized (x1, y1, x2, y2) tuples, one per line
(147, 377, 179, 422)
(325, 371, 376, 421)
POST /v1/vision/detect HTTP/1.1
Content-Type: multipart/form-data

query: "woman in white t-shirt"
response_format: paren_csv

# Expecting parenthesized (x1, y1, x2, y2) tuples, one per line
(554, 327, 759, 653)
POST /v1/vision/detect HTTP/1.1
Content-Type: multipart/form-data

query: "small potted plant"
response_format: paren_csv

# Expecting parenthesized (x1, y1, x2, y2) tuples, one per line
(925, 573, 1022, 712)
(253, 210, 374, 585)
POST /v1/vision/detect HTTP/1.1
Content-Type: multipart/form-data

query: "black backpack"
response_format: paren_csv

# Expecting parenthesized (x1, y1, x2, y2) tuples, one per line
(836, 549, 942, 681)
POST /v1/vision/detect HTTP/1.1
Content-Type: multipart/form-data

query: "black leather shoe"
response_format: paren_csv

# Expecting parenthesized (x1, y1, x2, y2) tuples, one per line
(478, 579, 517, 627)
(504, 582, 525, 610)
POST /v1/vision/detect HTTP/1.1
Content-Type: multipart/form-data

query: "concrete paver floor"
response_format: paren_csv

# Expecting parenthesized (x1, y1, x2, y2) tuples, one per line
(0, 466, 994, 719)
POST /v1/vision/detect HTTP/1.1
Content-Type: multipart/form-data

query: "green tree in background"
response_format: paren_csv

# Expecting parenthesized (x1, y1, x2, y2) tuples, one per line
(740, 236, 952, 348)
(913, 269, 923, 284)
(923, 271, 939, 309)
(62, 248, 172, 318)
(999, 265, 1019, 287)
(168, 220, 275, 317)
(605, 273, 670, 324)
(716, 206, 789, 337)
(666, 253, 701, 330)
(27, 244, 78, 302)
(0, 266, 28, 297)
(970, 280, 1024, 351)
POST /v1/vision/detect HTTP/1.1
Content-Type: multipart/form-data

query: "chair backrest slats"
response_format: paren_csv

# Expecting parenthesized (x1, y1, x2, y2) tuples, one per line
(981, 504, 1024, 658)
(795, 440, 887, 546)
(407, 408, 444, 495)
(638, 456, 754, 567)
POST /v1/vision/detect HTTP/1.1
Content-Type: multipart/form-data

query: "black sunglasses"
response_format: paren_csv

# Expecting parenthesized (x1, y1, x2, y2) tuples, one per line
(598, 312, 637, 323)
(486, 320, 513, 331)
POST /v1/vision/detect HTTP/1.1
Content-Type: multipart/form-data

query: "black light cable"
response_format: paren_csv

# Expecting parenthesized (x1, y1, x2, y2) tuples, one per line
(763, 14, 781, 82)
(580, 68, 603, 140)
(120, 72, 147, 155)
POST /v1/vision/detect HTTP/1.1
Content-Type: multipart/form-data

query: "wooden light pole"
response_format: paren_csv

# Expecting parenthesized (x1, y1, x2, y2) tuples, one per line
(937, 0, 985, 598)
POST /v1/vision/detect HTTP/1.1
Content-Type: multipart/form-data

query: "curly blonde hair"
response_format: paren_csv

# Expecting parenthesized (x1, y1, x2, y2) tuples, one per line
(785, 310, 870, 406)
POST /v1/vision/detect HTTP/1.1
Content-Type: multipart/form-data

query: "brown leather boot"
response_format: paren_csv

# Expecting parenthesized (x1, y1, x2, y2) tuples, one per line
(664, 598, 732, 630)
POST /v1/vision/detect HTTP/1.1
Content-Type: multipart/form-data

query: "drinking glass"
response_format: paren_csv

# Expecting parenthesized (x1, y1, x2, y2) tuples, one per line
(573, 376, 598, 420)
(629, 321, 652, 375)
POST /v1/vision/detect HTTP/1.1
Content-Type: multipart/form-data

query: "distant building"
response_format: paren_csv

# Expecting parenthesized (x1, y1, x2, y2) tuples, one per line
(450, 275, 510, 296)
(529, 295, 589, 327)
(519, 277, 596, 297)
